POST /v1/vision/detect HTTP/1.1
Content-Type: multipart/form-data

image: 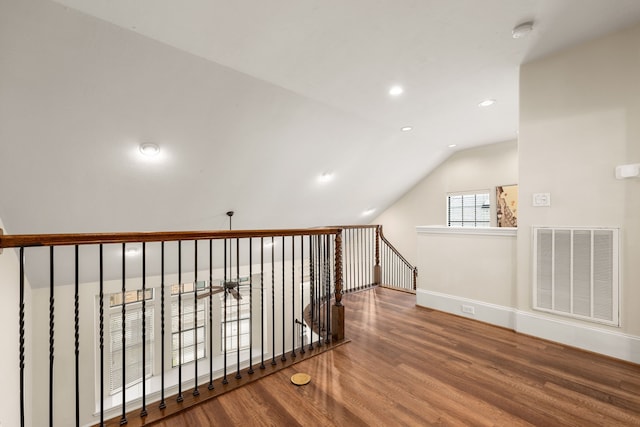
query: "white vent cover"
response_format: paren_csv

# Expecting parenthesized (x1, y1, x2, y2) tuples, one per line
(533, 227, 619, 326)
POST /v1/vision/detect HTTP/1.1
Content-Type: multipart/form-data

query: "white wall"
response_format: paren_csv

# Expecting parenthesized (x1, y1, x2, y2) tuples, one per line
(416, 227, 517, 325)
(379, 23, 640, 363)
(372, 140, 518, 265)
(519, 23, 640, 336)
(0, 218, 32, 427)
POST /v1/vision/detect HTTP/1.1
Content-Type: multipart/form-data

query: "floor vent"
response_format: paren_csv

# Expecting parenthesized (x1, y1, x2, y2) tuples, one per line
(533, 227, 619, 326)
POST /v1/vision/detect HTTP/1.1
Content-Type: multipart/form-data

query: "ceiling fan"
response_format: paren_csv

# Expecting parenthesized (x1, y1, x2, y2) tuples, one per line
(197, 279, 242, 300)
(197, 211, 243, 301)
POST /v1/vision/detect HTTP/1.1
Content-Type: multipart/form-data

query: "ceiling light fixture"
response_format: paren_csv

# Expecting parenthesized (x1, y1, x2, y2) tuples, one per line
(318, 172, 333, 183)
(125, 247, 139, 257)
(478, 99, 496, 107)
(448, 144, 457, 148)
(401, 126, 413, 132)
(389, 86, 404, 96)
(362, 208, 376, 216)
(512, 21, 534, 39)
(139, 142, 160, 157)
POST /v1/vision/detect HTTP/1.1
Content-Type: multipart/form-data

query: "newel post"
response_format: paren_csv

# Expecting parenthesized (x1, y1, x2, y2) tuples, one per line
(331, 230, 345, 341)
(374, 225, 381, 285)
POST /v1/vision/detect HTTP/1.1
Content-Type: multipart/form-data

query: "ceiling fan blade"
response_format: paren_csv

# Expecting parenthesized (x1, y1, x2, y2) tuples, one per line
(197, 287, 225, 299)
(229, 287, 242, 300)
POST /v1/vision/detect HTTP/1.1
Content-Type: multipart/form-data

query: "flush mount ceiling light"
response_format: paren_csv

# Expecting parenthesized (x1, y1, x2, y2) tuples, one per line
(401, 126, 413, 132)
(448, 144, 457, 148)
(139, 142, 160, 157)
(389, 85, 404, 96)
(125, 247, 139, 257)
(318, 172, 334, 183)
(478, 99, 496, 107)
(362, 208, 376, 216)
(512, 21, 534, 39)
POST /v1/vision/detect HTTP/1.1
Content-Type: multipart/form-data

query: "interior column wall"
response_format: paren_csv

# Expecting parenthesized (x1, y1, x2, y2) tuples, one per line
(518, 23, 640, 337)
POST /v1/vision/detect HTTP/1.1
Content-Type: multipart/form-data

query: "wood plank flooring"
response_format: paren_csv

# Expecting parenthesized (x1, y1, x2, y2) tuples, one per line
(155, 287, 640, 426)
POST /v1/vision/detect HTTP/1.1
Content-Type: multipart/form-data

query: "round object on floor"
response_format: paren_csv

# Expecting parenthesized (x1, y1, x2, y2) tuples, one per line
(290, 373, 311, 386)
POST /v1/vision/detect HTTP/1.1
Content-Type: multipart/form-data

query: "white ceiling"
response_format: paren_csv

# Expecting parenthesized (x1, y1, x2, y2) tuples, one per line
(2, 0, 640, 240)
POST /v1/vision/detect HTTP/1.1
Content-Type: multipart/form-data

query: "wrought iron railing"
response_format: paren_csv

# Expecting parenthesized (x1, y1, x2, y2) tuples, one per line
(0, 224, 414, 426)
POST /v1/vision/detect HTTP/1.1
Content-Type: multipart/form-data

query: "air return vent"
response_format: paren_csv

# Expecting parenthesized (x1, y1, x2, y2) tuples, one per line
(533, 227, 619, 326)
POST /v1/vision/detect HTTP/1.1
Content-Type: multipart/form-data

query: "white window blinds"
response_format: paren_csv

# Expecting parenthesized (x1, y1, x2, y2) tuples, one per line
(447, 192, 490, 227)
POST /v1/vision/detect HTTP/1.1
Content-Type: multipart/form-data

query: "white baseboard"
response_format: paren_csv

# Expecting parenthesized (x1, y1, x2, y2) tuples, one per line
(416, 289, 516, 329)
(416, 289, 640, 364)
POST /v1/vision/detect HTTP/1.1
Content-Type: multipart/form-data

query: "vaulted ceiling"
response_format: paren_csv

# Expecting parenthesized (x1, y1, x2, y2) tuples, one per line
(2, 0, 640, 235)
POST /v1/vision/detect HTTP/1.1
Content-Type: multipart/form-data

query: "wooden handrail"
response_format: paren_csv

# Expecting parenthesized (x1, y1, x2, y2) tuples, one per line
(379, 228, 414, 269)
(0, 227, 342, 249)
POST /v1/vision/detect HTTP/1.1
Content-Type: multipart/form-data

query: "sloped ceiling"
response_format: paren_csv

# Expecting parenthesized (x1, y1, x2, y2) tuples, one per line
(2, 0, 640, 238)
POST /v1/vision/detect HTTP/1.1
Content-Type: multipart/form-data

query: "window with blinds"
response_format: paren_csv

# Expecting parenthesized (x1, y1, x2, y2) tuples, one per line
(533, 227, 619, 326)
(221, 292, 250, 352)
(447, 191, 490, 227)
(109, 290, 154, 394)
(171, 281, 206, 367)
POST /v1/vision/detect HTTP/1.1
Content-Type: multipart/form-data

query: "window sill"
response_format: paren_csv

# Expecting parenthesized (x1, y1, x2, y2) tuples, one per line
(416, 225, 517, 237)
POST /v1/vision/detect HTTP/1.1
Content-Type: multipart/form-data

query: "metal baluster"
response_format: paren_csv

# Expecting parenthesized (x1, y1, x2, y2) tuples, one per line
(208, 239, 214, 390)
(271, 237, 276, 366)
(248, 238, 254, 374)
(74, 245, 80, 426)
(300, 236, 305, 355)
(291, 236, 296, 358)
(351, 229, 355, 291)
(281, 236, 286, 362)
(235, 238, 241, 380)
(177, 241, 184, 402)
(260, 238, 265, 370)
(366, 228, 371, 286)
(121, 244, 127, 425)
(141, 243, 148, 417)
(99, 245, 105, 424)
(317, 235, 322, 347)
(222, 239, 228, 384)
(357, 229, 362, 290)
(19, 247, 25, 427)
(48, 247, 55, 427)
(193, 240, 200, 396)
(160, 242, 167, 409)
(308, 235, 314, 351)
(325, 234, 331, 344)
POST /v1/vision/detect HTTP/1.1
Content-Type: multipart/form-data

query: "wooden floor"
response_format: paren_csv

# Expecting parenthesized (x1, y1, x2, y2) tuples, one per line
(156, 287, 640, 426)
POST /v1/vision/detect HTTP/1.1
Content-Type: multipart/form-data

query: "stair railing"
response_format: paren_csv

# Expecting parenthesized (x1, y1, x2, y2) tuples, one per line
(0, 227, 343, 427)
(0, 223, 414, 426)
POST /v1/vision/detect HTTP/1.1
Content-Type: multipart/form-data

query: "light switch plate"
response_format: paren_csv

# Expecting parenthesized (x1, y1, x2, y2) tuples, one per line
(532, 193, 551, 207)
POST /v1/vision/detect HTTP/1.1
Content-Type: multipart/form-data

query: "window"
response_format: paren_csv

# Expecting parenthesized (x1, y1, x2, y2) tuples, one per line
(109, 290, 154, 394)
(171, 281, 206, 367)
(447, 191, 490, 227)
(221, 286, 250, 352)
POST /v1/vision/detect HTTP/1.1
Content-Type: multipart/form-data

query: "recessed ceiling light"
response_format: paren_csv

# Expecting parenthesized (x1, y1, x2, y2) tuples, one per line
(448, 144, 457, 148)
(362, 208, 376, 216)
(401, 126, 413, 132)
(478, 99, 496, 107)
(125, 247, 139, 257)
(389, 86, 404, 96)
(139, 142, 160, 157)
(318, 172, 333, 183)
(512, 21, 534, 39)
